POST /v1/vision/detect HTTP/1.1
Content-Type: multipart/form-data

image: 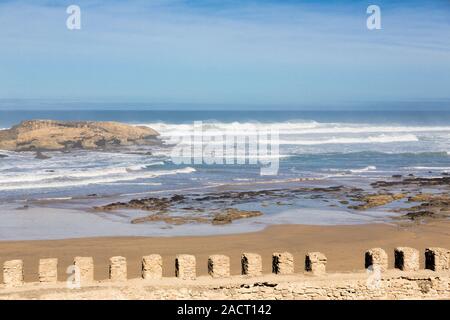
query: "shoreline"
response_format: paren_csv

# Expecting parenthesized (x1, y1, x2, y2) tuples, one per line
(0, 220, 448, 283)
(0, 200, 400, 241)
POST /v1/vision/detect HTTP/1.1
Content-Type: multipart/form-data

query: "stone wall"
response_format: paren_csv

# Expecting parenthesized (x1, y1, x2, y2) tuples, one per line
(0, 246, 449, 300)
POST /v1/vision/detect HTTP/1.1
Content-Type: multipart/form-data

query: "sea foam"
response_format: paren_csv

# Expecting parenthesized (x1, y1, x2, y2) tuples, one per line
(0, 167, 196, 191)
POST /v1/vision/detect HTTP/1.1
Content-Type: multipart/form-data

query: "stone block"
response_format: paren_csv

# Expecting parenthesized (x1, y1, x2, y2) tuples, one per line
(272, 252, 294, 275)
(208, 255, 230, 278)
(109, 256, 127, 282)
(305, 252, 327, 275)
(425, 247, 450, 271)
(241, 253, 262, 276)
(394, 247, 419, 271)
(3, 260, 24, 287)
(74, 256, 94, 284)
(365, 248, 388, 272)
(39, 258, 58, 283)
(142, 254, 163, 280)
(175, 254, 196, 280)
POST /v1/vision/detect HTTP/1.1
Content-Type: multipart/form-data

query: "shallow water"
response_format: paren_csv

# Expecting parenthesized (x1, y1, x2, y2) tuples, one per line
(0, 201, 397, 241)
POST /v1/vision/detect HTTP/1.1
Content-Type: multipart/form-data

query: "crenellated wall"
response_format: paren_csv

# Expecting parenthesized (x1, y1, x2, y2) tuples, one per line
(0, 247, 449, 300)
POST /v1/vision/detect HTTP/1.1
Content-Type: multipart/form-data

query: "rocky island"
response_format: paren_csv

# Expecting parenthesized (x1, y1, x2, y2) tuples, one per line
(0, 120, 160, 152)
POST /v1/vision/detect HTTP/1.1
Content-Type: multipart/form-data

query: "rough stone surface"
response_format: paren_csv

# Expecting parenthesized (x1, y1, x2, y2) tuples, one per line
(365, 248, 388, 272)
(0, 120, 159, 151)
(175, 255, 196, 280)
(349, 193, 405, 210)
(305, 252, 327, 275)
(425, 247, 450, 271)
(109, 256, 127, 282)
(241, 253, 262, 276)
(395, 247, 419, 271)
(142, 255, 163, 280)
(3, 260, 24, 287)
(39, 258, 58, 283)
(208, 255, 230, 278)
(272, 252, 294, 275)
(74, 257, 94, 285)
(212, 209, 263, 225)
(1, 271, 450, 300)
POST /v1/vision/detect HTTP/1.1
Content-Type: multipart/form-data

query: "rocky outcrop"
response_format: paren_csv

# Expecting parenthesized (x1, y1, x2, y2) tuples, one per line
(212, 209, 262, 225)
(0, 120, 159, 151)
(130, 209, 262, 225)
(399, 193, 450, 221)
(93, 177, 450, 226)
(94, 194, 263, 225)
(95, 195, 185, 213)
(371, 176, 450, 188)
(349, 193, 406, 210)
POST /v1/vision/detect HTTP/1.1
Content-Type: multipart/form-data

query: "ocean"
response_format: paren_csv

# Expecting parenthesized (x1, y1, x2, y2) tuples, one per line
(1, 109, 450, 239)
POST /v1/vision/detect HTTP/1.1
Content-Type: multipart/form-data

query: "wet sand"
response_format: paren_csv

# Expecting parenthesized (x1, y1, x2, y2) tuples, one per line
(0, 221, 449, 283)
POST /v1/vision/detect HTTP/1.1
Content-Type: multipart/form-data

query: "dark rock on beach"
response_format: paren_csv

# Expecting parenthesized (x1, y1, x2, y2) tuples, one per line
(348, 193, 406, 210)
(94, 175, 450, 226)
(130, 208, 263, 225)
(95, 191, 263, 225)
(94, 185, 366, 226)
(35, 151, 51, 160)
(131, 214, 209, 225)
(405, 211, 435, 220)
(95, 196, 179, 213)
(371, 177, 450, 188)
(380, 192, 450, 221)
(212, 209, 263, 225)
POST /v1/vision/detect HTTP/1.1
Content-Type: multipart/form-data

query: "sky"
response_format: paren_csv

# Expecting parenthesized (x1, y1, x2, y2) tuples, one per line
(0, 0, 449, 109)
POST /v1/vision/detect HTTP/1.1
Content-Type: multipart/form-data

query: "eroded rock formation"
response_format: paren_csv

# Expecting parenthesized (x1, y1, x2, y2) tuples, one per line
(0, 120, 159, 151)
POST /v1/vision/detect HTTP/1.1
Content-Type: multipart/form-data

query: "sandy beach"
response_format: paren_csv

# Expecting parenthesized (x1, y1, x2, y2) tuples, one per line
(0, 220, 449, 283)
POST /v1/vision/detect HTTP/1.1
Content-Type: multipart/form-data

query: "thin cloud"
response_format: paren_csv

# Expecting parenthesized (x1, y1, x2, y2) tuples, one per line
(0, 0, 449, 104)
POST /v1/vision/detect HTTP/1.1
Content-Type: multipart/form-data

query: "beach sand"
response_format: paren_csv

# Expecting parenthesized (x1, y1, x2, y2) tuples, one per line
(0, 221, 449, 283)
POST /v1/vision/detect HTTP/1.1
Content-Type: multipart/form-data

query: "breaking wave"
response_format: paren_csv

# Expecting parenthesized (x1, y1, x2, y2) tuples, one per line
(276, 134, 418, 145)
(0, 167, 196, 191)
(138, 121, 450, 137)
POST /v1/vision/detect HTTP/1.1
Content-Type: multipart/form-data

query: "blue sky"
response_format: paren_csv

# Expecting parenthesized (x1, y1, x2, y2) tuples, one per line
(0, 0, 449, 108)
